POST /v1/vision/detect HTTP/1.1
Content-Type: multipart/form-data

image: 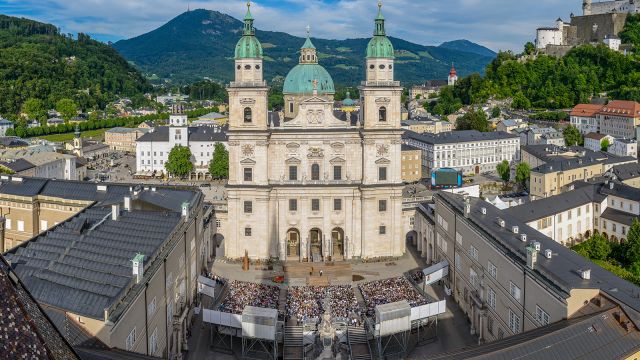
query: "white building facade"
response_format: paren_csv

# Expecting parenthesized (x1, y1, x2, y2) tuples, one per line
(224, 3, 404, 261)
(405, 130, 520, 176)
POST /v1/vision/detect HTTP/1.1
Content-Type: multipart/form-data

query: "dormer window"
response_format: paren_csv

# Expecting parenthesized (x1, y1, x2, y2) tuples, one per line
(379, 106, 387, 122)
(244, 107, 252, 123)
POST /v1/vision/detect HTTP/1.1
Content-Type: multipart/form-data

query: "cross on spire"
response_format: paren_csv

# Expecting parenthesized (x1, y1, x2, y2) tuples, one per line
(306, 25, 311, 36)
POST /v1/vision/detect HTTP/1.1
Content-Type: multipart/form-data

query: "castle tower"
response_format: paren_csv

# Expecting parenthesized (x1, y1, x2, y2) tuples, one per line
(583, 0, 592, 15)
(448, 64, 458, 86)
(73, 124, 83, 157)
(168, 103, 188, 148)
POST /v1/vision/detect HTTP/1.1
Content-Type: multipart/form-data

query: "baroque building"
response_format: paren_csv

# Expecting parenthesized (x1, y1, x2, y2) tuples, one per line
(225, 2, 404, 261)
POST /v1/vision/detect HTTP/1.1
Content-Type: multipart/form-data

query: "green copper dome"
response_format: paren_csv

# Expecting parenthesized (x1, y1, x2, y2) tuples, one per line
(235, 36, 263, 59)
(283, 64, 335, 95)
(283, 32, 334, 95)
(366, 1, 395, 59)
(235, 2, 263, 59)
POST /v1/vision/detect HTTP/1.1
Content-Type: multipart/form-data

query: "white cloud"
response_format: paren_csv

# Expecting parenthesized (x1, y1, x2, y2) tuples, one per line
(2, 0, 580, 50)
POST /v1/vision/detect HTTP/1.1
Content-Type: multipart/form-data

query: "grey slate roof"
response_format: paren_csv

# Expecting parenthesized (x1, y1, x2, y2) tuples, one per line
(136, 125, 227, 143)
(0, 158, 35, 173)
(437, 192, 640, 314)
(610, 162, 640, 181)
(0, 136, 29, 147)
(5, 206, 182, 319)
(405, 130, 518, 145)
(509, 182, 605, 222)
(428, 306, 640, 360)
(532, 154, 635, 173)
(601, 207, 638, 226)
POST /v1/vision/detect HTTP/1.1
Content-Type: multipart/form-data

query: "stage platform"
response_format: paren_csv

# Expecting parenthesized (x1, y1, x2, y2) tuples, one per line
(283, 262, 353, 286)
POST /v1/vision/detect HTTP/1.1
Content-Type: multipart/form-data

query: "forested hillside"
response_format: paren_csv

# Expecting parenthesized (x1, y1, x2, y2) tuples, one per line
(0, 15, 151, 118)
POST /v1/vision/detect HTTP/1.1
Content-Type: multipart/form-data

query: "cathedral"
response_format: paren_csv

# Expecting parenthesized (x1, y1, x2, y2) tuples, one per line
(225, 1, 404, 261)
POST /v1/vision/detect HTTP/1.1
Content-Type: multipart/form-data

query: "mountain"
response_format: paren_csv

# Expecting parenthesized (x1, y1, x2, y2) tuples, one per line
(438, 40, 496, 58)
(114, 9, 496, 86)
(0, 15, 150, 117)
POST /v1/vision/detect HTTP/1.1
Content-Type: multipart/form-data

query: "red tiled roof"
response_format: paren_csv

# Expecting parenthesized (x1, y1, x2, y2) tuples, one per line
(598, 100, 640, 118)
(570, 104, 603, 117)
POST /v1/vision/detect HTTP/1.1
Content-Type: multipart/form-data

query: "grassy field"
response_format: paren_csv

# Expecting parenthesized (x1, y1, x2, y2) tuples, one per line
(38, 128, 108, 142)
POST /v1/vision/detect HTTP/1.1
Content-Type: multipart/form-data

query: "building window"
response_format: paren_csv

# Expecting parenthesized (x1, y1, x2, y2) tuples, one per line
(149, 327, 158, 355)
(289, 199, 298, 211)
(508, 309, 521, 334)
(487, 316, 494, 335)
(509, 282, 521, 300)
(17, 220, 24, 232)
(289, 102, 294, 113)
(244, 227, 252, 236)
(498, 328, 504, 339)
(456, 232, 462, 246)
(470, 268, 478, 288)
(5, 218, 10, 230)
(311, 199, 320, 212)
(244, 201, 253, 214)
(334, 199, 342, 211)
(488, 261, 497, 278)
(379, 167, 387, 181)
(244, 107, 252, 123)
(333, 165, 342, 180)
(126, 327, 136, 351)
(40, 220, 48, 232)
(469, 245, 479, 260)
(379, 226, 386, 235)
(535, 305, 550, 325)
(379, 200, 387, 212)
(487, 287, 496, 309)
(147, 297, 157, 317)
(244, 168, 253, 182)
(455, 253, 461, 270)
(311, 164, 320, 180)
(379, 106, 387, 122)
(289, 166, 298, 181)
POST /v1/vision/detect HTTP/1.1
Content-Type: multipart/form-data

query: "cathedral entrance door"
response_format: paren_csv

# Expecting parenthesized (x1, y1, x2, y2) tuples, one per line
(310, 228, 323, 262)
(287, 229, 301, 261)
(331, 228, 344, 261)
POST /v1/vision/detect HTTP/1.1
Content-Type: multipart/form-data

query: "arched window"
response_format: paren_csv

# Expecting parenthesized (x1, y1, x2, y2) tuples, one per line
(379, 106, 387, 122)
(311, 164, 320, 180)
(244, 107, 252, 123)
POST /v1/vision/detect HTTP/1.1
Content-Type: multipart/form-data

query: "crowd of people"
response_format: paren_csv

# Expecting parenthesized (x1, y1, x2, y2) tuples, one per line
(218, 280, 279, 314)
(358, 277, 428, 317)
(286, 285, 361, 325)
(410, 270, 424, 284)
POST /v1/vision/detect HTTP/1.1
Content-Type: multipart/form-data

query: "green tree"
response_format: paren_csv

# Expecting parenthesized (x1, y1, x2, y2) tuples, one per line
(21, 98, 46, 121)
(515, 162, 531, 188)
(209, 143, 229, 179)
(165, 145, 193, 178)
(456, 108, 489, 132)
(524, 42, 535, 55)
(572, 233, 611, 260)
(55, 99, 78, 121)
(491, 106, 501, 118)
(563, 125, 583, 146)
(511, 91, 531, 110)
(5, 128, 16, 137)
(624, 219, 640, 265)
(601, 138, 610, 151)
(496, 160, 511, 183)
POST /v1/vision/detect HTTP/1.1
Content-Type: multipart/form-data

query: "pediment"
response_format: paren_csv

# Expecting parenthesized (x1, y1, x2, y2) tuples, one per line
(240, 158, 256, 165)
(302, 96, 331, 104)
(285, 157, 302, 164)
(375, 157, 391, 165)
(330, 157, 346, 164)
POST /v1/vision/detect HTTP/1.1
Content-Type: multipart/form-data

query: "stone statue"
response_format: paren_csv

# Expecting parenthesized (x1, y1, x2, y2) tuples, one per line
(315, 298, 341, 359)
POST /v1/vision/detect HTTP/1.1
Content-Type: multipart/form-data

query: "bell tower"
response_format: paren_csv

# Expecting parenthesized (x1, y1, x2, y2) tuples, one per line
(228, 1, 268, 131)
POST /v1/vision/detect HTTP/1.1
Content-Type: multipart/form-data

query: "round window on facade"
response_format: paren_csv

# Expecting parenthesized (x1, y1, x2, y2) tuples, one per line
(369, 64, 375, 69)
(389, 65, 393, 69)
(255, 65, 261, 70)
(379, 64, 386, 69)
(245, 65, 251, 70)
(237, 65, 241, 70)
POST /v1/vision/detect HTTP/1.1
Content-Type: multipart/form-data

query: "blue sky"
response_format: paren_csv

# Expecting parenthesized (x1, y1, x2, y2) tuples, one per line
(1, 0, 581, 51)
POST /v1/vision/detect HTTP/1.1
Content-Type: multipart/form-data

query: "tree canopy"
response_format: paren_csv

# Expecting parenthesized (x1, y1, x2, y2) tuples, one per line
(209, 143, 229, 179)
(515, 162, 531, 188)
(456, 108, 490, 132)
(496, 160, 510, 183)
(563, 125, 583, 146)
(165, 145, 193, 178)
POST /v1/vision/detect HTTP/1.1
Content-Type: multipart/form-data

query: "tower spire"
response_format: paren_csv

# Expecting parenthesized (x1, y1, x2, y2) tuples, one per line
(243, 1, 255, 35)
(374, 0, 386, 36)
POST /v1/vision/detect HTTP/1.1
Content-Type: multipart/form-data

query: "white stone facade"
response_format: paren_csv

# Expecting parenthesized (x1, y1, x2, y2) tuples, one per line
(584, 0, 640, 15)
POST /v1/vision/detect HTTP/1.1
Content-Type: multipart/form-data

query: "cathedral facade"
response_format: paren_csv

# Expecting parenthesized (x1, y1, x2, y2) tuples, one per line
(225, 2, 404, 261)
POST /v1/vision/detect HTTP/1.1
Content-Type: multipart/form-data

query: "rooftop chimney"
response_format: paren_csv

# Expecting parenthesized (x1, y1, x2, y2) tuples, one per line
(580, 269, 591, 280)
(526, 245, 538, 269)
(132, 254, 145, 284)
(521, 233, 528, 242)
(464, 197, 471, 217)
(181, 202, 190, 219)
(512, 225, 519, 234)
(481, 207, 487, 215)
(544, 249, 552, 259)
(533, 241, 541, 251)
(497, 218, 506, 227)
(111, 204, 120, 221)
(610, 182, 615, 190)
(124, 196, 131, 211)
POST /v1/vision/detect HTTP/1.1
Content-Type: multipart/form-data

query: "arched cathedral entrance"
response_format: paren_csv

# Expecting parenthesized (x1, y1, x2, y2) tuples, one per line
(332, 228, 345, 261)
(309, 228, 323, 262)
(287, 228, 301, 261)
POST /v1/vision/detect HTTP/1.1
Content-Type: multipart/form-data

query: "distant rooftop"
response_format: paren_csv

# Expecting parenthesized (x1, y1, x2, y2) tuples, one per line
(405, 130, 518, 145)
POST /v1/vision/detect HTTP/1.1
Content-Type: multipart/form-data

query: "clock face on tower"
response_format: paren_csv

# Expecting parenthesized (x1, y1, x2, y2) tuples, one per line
(242, 144, 255, 157)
